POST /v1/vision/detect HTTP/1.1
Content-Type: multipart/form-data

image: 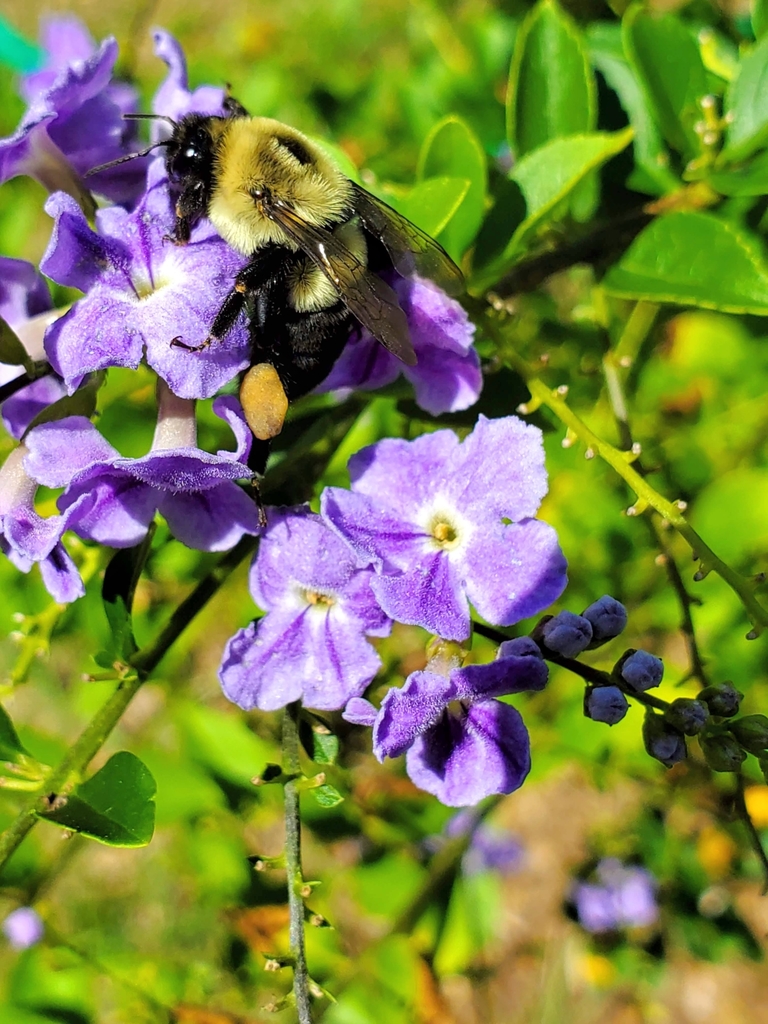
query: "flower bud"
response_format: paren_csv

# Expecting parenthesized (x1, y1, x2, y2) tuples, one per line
(618, 649, 664, 692)
(536, 611, 593, 658)
(697, 682, 743, 718)
(664, 698, 709, 736)
(699, 733, 747, 772)
(584, 685, 629, 726)
(642, 710, 686, 768)
(497, 636, 543, 660)
(582, 595, 628, 648)
(728, 715, 768, 756)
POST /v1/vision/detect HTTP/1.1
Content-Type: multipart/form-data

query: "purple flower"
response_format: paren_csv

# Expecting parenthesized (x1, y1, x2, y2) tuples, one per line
(322, 415, 567, 641)
(23, 385, 260, 551)
(347, 640, 548, 806)
(219, 507, 391, 712)
(0, 20, 145, 208)
(0, 445, 87, 603)
(443, 810, 525, 876)
(318, 276, 481, 416)
(2, 907, 44, 950)
(0, 256, 67, 438)
(151, 30, 224, 131)
(41, 160, 250, 398)
(573, 859, 658, 933)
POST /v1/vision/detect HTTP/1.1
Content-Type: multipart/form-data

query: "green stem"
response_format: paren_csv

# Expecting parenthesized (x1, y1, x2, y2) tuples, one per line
(0, 536, 257, 877)
(734, 772, 768, 894)
(488, 318, 768, 636)
(282, 703, 313, 1024)
(471, 622, 670, 711)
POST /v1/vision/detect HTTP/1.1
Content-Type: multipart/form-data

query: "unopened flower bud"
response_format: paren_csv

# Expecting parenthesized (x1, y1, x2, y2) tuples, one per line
(729, 715, 768, 756)
(582, 595, 628, 647)
(536, 611, 593, 658)
(497, 636, 543, 660)
(664, 698, 709, 736)
(699, 733, 747, 772)
(619, 649, 664, 692)
(584, 685, 629, 726)
(642, 710, 686, 768)
(697, 682, 743, 718)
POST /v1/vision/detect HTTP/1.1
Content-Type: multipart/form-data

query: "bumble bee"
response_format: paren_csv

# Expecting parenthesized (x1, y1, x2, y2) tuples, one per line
(91, 97, 463, 459)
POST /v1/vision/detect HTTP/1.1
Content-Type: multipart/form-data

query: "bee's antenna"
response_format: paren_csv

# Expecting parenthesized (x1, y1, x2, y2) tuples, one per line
(85, 140, 172, 177)
(123, 113, 178, 129)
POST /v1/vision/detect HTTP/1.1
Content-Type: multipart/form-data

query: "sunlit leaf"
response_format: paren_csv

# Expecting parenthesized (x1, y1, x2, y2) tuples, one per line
(393, 176, 470, 239)
(623, 4, 708, 158)
(39, 751, 156, 847)
(604, 212, 768, 314)
(722, 34, 768, 164)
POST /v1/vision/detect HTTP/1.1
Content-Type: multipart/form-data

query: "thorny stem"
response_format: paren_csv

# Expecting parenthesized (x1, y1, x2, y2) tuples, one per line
(597, 306, 710, 687)
(282, 702, 313, 1024)
(485, 314, 768, 636)
(0, 536, 257, 876)
(734, 773, 768, 895)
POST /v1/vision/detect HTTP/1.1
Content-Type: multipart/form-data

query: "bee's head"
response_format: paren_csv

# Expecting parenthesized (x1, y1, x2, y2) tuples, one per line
(164, 115, 218, 187)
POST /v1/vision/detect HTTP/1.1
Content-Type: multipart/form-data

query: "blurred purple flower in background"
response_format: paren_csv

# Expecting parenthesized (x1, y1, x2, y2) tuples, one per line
(319, 275, 482, 415)
(347, 636, 548, 806)
(573, 858, 658, 933)
(323, 415, 567, 641)
(151, 29, 225, 131)
(442, 809, 525, 876)
(0, 16, 145, 208)
(41, 161, 251, 398)
(2, 907, 44, 950)
(220, 507, 392, 712)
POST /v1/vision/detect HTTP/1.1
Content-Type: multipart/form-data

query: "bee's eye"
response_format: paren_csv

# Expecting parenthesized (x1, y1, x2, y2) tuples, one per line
(184, 147, 199, 160)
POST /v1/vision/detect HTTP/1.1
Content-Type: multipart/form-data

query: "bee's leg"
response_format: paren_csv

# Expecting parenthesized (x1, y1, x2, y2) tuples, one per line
(166, 180, 209, 245)
(172, 246, 290, 352)
(223, 89, 250, 118)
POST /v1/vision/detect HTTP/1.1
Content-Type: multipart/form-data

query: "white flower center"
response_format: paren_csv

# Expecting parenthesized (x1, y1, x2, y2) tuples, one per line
(419, 500, 472, 554)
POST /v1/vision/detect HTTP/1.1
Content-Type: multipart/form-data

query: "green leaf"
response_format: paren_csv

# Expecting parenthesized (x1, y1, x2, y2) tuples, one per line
(472, 179, 526, 269)
(312, 783, 344, 808)
(470, 128, 633, 290)
(754, 0, 768, 40)
(417, 115, 487, 259)
(393, 176, 470, 239)
(0, 704, 29, 763)
(39, 751, 156, 847)
(95, 531, 154, 667)
(623, 4, 708, 158)
(0, 316, 33, 374)
(311, 728, 339, 766)
(722, 35, 768, 164)
(603, 211, 768, 314)
(21, 372, 104, 439)
(507, 0, 596, 156)
(587, 22, 679, 196)
(707, 148, 768, 195)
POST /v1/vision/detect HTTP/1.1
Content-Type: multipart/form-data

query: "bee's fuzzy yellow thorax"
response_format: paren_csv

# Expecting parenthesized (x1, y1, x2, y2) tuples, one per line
(208, 117, 353, 255)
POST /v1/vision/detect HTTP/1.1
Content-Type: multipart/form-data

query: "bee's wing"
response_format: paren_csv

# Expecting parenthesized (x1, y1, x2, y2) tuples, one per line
(350, 181, 464, 296)
(265, 200, 417, 366)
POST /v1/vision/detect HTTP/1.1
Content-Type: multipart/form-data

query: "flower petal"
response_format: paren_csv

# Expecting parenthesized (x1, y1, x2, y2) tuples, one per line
(373, 670, 454, 759)
(320, 487, 426, 573)
(452, 653, 548, 701)
(406, 700, 531, 806)
(461, 518, 567, 627)
(39, 542, 85, 603)
(60, 468, 156, 547)
(158, 483, 261, 551)
(24, 416, 118, 486)
(371, 551, 470, 640)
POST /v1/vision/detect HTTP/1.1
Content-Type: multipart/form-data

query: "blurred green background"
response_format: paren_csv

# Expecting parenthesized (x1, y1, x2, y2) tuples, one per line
(3, 0, 768, 1022)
